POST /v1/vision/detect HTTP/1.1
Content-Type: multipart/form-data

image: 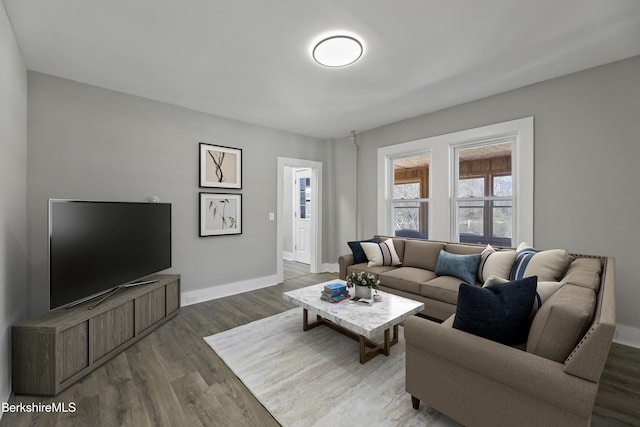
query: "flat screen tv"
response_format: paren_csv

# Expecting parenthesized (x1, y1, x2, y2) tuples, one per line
(49, 200, 172, 309)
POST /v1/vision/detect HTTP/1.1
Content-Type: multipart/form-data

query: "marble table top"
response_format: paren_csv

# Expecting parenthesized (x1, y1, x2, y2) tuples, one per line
(282, 280, 425, 339)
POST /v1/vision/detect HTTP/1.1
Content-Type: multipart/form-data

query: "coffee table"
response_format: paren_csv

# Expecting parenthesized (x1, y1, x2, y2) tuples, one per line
(283, 280, 425, 363)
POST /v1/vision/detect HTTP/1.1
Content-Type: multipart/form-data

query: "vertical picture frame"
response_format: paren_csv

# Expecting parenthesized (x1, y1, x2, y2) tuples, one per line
(199, 192, 242, 236)
(199, 143, 242, 189)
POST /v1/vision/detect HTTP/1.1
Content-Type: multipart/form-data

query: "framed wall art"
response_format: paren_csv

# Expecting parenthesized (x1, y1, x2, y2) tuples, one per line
(199, 143, 242, 189)
(199, 192, 242, 236)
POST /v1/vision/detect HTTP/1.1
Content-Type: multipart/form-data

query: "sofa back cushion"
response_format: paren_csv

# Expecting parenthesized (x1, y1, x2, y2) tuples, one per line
(402, 240, 445, 270)
(444, 243, 485, 256)
(562, 257, 602, 292)
(526, 284, 596, 363)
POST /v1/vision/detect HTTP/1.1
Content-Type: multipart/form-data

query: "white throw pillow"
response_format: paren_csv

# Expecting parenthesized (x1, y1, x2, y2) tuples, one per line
(477, 244, 516, 283)
(534, 281, 564, 311)
(510, 242, 570, 282)
(361, 240, 402, 267)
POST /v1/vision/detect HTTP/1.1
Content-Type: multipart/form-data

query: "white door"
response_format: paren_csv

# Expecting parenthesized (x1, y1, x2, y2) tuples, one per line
(294, 169, 312, 264)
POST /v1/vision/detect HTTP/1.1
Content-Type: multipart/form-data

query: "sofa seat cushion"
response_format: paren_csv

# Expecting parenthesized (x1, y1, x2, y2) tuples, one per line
(346, 263, 398, 279)
(526, 284, 597, 363)
(453, 276, 538, 345)
(378, 267, 436, 294)
(420, 276, 466, 305)
(562, 258, 602, 291)
(402, 240, 444, 270)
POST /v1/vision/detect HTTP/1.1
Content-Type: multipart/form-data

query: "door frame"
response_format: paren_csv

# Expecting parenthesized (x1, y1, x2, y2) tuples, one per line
(277, 157, 322, 282)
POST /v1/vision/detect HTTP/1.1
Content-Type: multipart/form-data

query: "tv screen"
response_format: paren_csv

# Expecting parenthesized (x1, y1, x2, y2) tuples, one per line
(49, 200, 172, 309)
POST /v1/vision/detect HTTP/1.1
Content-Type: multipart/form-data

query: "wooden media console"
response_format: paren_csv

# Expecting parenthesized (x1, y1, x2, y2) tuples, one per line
(12, 274, 180, 395)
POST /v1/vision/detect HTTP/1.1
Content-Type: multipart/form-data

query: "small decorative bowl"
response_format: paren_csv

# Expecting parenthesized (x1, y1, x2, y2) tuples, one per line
(373, 293, 382, 302)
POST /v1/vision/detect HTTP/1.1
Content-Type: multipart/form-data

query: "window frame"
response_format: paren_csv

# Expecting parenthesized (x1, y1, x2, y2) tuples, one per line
(377, 117, 534, 245)
(387, 152, 432, 237)
(453, 140, 515, 246)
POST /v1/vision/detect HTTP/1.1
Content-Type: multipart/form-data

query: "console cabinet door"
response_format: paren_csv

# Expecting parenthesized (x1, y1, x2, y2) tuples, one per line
(135, 287, 166, 335)
(58, 322, 89, 382)
(91, 300, 135, 362)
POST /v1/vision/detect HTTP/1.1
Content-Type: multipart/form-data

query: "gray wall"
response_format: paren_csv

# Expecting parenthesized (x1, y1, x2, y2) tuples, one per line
(348, 56, 640, 330)
(0, 3, 28, 403)
(27, 72, 331, 316)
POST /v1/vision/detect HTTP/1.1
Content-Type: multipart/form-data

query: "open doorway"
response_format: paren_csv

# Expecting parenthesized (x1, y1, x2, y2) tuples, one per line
(276, 158, 322, 283)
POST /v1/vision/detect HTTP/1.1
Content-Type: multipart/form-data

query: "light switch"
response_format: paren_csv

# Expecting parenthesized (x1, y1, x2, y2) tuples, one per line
(269, 212, 275, 221)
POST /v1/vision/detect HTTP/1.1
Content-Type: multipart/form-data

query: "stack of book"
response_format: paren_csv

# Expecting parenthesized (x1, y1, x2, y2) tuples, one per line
(321, 282, 350, 303)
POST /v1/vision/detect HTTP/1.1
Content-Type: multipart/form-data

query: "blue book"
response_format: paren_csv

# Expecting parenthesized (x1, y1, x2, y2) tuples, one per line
(324, 282, 347, 295)
(321, 293, 350, 303)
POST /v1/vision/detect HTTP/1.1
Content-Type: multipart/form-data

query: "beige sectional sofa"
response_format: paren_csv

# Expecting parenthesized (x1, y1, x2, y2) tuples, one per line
(339, 237, 491, 320)
(339, 236, 616, 426)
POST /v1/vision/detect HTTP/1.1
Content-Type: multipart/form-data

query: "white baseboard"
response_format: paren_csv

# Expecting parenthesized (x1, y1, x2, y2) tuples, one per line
(180, 263, 338, 308)
(321, 263, 339, 273)
(614, 324, 640, 349)
(282, 251, 294, 261)
(181, 274, 279, 307)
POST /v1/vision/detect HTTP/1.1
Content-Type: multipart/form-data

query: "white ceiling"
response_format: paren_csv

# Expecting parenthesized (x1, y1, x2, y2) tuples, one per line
(4, 0, 640, 139)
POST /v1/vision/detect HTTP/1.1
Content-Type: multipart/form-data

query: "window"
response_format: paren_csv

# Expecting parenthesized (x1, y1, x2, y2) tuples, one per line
(455, 141, 513, 246)
(299, 177, 311, 219)
(377, 117, 533, 245)
(391, 154, 429, 238)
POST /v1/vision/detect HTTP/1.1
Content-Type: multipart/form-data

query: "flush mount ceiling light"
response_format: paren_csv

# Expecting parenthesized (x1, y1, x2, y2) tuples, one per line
(312, 35, 363, 67)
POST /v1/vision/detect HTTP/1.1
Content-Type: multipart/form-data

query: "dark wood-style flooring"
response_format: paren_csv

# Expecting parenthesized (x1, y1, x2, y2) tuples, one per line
(1, 261, 639, 426)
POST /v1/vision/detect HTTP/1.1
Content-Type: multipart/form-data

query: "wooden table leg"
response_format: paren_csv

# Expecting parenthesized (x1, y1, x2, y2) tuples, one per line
(359, 326, 399, 363)
(302, 308, 323, 331)
(382, 328, 391, 356)
(391, 324, 399, 346)
(303, 312, 401, 364)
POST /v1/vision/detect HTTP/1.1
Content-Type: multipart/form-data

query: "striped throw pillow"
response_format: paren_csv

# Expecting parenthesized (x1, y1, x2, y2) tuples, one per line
(361, 240, 402, 267)
(477, 244, 516, 283)
(510, 242, 570, 282)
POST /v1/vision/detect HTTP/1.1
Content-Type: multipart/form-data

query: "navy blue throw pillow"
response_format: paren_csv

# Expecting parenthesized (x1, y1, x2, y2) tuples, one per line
(347, 237, 380, 264)
(453, 276, 537, 345)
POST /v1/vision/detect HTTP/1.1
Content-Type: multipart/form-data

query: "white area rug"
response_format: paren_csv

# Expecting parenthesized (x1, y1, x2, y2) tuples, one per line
(204, 308, 461, 427)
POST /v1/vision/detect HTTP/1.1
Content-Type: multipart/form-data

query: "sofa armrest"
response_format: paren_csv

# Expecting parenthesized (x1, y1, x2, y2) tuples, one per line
(404, 316, 597, 416)
(338, 254, 354, 280)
